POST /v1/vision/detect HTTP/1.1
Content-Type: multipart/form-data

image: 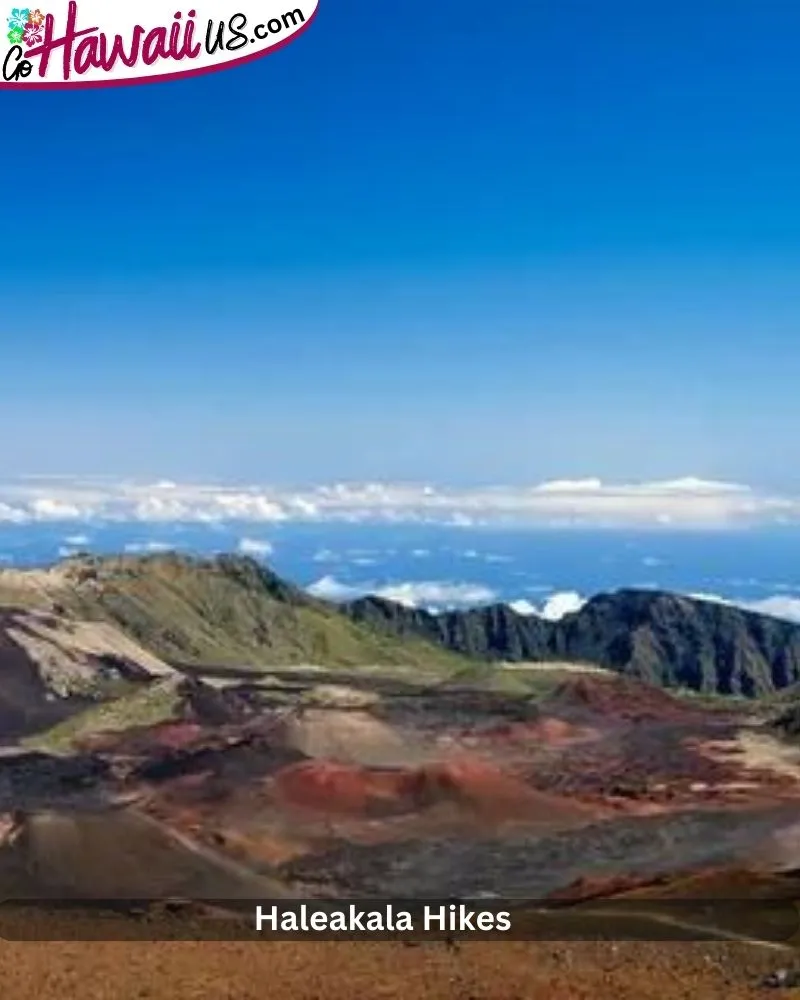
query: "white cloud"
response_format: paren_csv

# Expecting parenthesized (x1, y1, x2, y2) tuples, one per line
(539, 591, 587, 620)
(457, 548, 512, 562)
(312, 549, 338, 562)
(0, 503, 28, 524)
(744, 596, 800, 623)
(510, 591, 587, 621)
(237, 537, 274, 558)
(376, 580, 496, 608)
(0, 474, 795, 529)
(687, 591, 729, 605)
(534, 478, 604, 493)
(30, 498, 84, 520)
(689, 591, 800, 624)
(63, 534, 90, 546)
(306, 576, 497, 609)
(646, 477, 748, 494)
(509, 599, 538, 615)
(306, 575, 360, 601)
(449, 513, 475, 527)
(123, 541, 176, 554)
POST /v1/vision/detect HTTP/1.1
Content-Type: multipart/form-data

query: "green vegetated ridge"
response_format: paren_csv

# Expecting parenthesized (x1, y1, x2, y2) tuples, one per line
(3, 553, 800, 700)
(9, 553, 466, 672)
(22, 677, 184, 754)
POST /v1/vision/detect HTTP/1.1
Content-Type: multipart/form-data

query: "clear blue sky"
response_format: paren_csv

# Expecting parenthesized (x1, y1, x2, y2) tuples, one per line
(5, 0, 800, 486)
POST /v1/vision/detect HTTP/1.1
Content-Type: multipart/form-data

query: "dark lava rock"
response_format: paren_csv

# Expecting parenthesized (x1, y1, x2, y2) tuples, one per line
(343, 589, 800, 697)
(0, 751, 110, 807)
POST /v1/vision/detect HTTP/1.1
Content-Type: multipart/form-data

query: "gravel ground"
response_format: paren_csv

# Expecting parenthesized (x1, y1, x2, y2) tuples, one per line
(0, 938, 792, 999)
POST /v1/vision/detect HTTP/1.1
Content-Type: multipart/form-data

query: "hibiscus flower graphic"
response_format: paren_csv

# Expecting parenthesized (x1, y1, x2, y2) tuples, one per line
(6, 8, 30, 30)
(22, 20, 41, 44)
(27, 7, 43, 25)
(6, 25, 23, 44)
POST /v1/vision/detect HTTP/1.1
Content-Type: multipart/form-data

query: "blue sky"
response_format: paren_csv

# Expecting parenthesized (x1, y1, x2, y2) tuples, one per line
(5, 0, 800, 485)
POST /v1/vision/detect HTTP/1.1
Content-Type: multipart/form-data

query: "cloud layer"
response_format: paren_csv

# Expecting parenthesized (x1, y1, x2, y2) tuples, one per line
(688, 591, 800, 624)
(0, 474, 797, 529)
(509, 591, 587, 620)
(307, 576, 497, 609)
(237, 538, 274, 558)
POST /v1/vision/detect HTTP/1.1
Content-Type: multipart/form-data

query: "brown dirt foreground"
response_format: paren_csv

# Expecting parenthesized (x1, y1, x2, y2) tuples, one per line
(0, 940, 792, 999)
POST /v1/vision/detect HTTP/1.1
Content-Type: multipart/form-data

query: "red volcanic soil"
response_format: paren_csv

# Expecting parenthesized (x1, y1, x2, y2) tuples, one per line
(272, 758, 599, 824)
(143, 722, 206, 750)
(480, 716, 596, 747)
(547, 865, 800, 904)
(0, 937, 786, 1000)
(548, 872, 674, 902)
(80, 721, 205, 754)
(273, 760, 407, 815)
(542, 676, 720, 724)
(551, 866, 800, 904)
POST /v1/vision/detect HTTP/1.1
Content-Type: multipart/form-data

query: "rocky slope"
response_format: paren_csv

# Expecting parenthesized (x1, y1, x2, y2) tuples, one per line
(0, 606, 178, 739)
(344, 589, 800, 696)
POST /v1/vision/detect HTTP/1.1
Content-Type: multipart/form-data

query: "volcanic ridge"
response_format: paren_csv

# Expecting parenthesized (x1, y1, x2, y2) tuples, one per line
(0, 553, 797, 938)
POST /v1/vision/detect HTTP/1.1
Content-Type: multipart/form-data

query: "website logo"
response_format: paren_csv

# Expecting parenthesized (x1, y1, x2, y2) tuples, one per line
(2, 0, 317, 87)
